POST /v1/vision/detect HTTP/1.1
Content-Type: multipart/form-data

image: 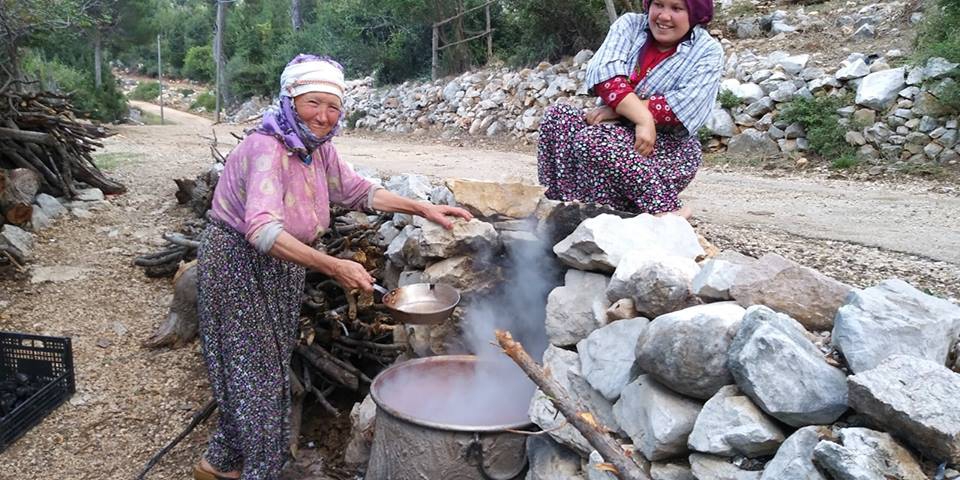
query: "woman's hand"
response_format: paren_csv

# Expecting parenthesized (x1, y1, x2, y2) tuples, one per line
(634, 121, 657, 157)
(585, 105, 620, 125)
(420, 204, 474, 229)
(329, 258, 375, 292)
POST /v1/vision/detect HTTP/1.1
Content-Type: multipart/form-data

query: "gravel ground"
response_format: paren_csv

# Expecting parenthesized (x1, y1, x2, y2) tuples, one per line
(1, 112, 958, 479)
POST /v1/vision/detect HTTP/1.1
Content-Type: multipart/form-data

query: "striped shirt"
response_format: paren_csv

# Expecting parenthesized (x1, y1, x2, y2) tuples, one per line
(585, 13, 723, 136)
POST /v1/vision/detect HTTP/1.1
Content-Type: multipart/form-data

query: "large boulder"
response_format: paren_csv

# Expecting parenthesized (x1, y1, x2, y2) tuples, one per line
(422, 255, 501, 294)
(729, 253, 852, 331)
(605, 252, 701, 319)
(832, 278, 960, 374)
(578, 317, 650, 401)
(727, 306, 848, 427)
(417, 217, 500, 259)
(692, 251, 757, 302)
(636, 303, 746, 399)
(545, 270, 611, 347)
(687, 385, 786, 457)
(535, 201, 632, 248)
(553, 214, 703, 272)
(446, 179, 546, 219)
(726, 129, 780, 158)
(855, 68, 907, 110)
(812, 428, 926, 480)
(759, 426, 829, 480)
(613, 375, 703, 461)
(847, 355, 960, 463)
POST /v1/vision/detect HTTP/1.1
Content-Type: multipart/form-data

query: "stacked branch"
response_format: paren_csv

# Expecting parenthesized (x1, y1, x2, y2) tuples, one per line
(0, 83, 125, 199)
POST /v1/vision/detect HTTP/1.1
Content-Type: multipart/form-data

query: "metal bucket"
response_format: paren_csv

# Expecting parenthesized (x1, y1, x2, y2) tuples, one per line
(367, 355, 533, 480)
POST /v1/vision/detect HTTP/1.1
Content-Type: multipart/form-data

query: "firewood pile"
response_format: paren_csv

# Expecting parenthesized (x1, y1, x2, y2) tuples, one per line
(136, 149, 405, 430)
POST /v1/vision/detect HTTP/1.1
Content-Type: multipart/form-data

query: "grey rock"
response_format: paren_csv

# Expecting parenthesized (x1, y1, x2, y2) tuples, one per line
(636, 303, 746, 399)
(728, 306, 849, 427)
(0, 224, 34, 261)
(813, 428, 926, 480)
(613, 375, 703, 461)
(418, 218, 499, 259)
(925, 57, 960, 80)
(573, 49, 594, 67)
(692, 251, 757, 301)
(35, 193, 67, 218)
(30, 266, 90, 284)
(651, 462, 695, 480)
(688, 385, 786, 457)
(847, 355, 960, 463)
(744, 98, 774, 117)
(74, 187, 105, 202)
(606, 252, 701, 319)
(760, 426, 829, 480)
(730, 253, 852, 331)
(736, 83, 765, 104)
(376, 222, 401, 248)
(422, 255, 500, 293)
(526, 435, 584, 480)
(833, 278, 960, 373)
(688, 453, 762, 480)
(835, 59, 871, 80)
(578, 317, 650, 400)
(855, 68, 907, 110)
(585, 450, 617, 480)
(852, 24, 875, 39)
(398, 269, 424, 287)
(384, 173, 434, 201)
(727, 129, 780, 158)
(706, 108, 737, 137)
(545, 270, 610, 347)
(30, 205, 52, 231)
(343, 394, 377, 466)
(553, 214, 703, 273)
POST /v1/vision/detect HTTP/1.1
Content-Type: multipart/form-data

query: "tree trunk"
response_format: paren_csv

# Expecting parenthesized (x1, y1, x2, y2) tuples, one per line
(94, 29, 103, 89)
(0, 168, 41, 226)
(214, 0, 227, 121)
(291, 0, 303, 32)
(604, 0, 619, 23)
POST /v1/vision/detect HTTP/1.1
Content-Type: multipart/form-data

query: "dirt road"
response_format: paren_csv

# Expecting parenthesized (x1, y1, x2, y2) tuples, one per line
(2, 106, 956, 480)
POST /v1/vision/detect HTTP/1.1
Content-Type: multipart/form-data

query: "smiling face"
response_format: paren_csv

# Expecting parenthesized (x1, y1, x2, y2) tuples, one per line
(293, 92, 342, 138)
(648, 0, 692, 50)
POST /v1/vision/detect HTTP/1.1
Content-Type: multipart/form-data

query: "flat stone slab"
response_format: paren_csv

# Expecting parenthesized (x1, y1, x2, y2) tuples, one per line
(30, 266, 91, 284)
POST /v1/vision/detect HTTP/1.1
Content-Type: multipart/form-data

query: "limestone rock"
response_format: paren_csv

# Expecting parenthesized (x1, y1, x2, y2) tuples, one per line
(688, 453, 762, 480)
(636, 303, 746, 399)
(35, 193, 67, 218)
(847, 355, 960, 463)
(726, 129, 780, 158)
(692, 251, 757, 301)
(578, 317, 650, 400)
(728, 306, 848, 427)
(0, 224, 34, 262)
(855, 68, 907, 110)
(446, 179, 546, 219)
(729, 253, 852, 331)
(553, 214, 703, 273)
(418, 218, 500, 259)
(422, 255, 500, 294)
(613, 375, 703, 461)
(605, 252, 701, 319)
(343, 394, 377, 466)
(545, 270, 611, 347)
(832, 278, 960, 374)
(525, 435, 585, 480)
(688, 385, 786, 457)
(812, 428, 926, 480)
(760, 426, 829, 480)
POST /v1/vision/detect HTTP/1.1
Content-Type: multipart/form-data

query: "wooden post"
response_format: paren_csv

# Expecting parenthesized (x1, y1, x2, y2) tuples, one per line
(157, 34, 164, 125)
(431, 24, 439, 81)
(485, 3, 492, 60)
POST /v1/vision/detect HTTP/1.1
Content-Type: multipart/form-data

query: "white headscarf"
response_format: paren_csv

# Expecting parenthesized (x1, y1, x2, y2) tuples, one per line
(279, 59, 346, 101)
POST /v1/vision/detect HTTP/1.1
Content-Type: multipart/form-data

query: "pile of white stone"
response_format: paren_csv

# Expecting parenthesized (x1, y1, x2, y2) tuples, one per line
(344, 173, 960, 479)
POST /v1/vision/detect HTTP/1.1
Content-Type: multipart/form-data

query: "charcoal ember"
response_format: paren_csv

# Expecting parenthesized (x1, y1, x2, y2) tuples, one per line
(0, 372, 44, 418)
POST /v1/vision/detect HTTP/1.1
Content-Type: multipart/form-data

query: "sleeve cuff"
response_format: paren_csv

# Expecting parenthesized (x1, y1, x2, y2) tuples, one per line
(366, 185, 384, 211)
(252, 222, 284, 253)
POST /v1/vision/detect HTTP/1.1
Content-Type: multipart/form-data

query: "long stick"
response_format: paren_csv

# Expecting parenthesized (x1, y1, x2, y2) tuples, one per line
(495, 330, 650, 480)
(135, 398, 217, 480)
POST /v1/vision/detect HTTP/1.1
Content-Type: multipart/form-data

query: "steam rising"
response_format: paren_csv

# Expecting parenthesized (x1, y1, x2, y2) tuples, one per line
(378, 232, 561, 427)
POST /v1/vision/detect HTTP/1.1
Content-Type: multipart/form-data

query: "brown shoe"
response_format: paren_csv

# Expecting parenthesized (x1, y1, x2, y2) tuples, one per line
(193, 465, 238, 480)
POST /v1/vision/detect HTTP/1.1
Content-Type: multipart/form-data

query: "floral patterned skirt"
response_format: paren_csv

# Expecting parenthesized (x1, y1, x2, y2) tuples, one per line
(537, 103, 702, 214)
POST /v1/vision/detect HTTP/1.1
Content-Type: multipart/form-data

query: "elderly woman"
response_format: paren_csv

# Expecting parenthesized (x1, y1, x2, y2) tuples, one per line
(193, 54, 472, 480)
(537, 0, 723, 218)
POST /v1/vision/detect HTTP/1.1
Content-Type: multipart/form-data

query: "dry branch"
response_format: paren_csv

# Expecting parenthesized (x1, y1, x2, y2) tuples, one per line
(495, 330, 651, 480)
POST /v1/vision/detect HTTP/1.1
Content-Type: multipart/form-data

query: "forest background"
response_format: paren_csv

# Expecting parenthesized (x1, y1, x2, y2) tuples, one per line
(1, 0, 958, 124)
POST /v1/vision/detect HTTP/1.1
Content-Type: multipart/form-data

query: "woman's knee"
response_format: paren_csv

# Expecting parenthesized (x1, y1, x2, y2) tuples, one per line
(541, 103, 583, 128)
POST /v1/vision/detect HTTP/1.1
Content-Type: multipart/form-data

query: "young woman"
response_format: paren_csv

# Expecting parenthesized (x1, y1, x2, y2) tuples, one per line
(537, 0, 723, 218)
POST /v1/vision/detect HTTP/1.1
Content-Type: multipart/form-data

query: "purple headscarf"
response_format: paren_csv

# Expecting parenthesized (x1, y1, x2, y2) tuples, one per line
(252, 54, 346, 165)
(643, 0, 714, 26)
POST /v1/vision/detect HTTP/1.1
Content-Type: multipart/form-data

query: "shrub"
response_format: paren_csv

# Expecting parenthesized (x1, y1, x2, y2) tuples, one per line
(717, 89, 740, 109)
(21, 51, 128, 122)
(191, 91, 217, 111)
(128, 81, 162, 101)
(914, 0, 960, 111)
(183, 45, 215, 82)
(779, 95, 854, 161)
(831, 152, 859, 169)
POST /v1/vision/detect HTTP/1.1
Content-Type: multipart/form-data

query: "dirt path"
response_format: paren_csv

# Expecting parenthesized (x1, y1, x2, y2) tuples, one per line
(1, 105, 958, 479)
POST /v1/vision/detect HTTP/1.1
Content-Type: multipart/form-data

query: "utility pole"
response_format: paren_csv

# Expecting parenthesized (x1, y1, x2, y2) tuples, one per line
(157, 34, 164, 125)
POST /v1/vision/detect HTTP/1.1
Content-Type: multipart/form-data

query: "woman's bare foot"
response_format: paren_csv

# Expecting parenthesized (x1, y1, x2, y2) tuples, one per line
(196, 458, 240, 479)
(654, 205, 693, 220)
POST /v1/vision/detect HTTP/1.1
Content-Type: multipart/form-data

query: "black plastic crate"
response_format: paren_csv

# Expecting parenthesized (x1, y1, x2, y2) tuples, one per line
(0, 332, 75, 452)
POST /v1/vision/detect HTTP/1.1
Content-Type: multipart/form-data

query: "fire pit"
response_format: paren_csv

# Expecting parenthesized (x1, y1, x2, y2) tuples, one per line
(367, 355, 534, 479)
